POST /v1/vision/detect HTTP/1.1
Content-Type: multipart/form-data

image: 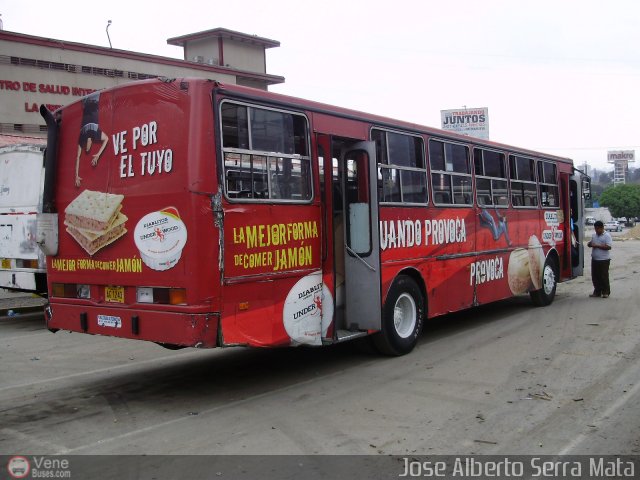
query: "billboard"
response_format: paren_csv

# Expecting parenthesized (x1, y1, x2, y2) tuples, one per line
(607, 149, 635, 185)
(441, 107, 489, 140)
(607, 150, 635, 163)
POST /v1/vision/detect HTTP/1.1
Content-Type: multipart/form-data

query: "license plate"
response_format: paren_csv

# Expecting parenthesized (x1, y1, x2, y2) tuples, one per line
(97, 315, 122, 328)
(1, 258, 10, 269)
(105, 286, 125, 303)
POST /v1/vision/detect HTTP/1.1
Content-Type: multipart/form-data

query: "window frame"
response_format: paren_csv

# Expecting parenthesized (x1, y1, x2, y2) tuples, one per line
(509, 154, 539, 209)
(220, 99, 313, 204)
(473, 147, 509, 209)
(371, 127, 428, 206)
(537, 159, 559, 209)
(429, 138, 473, 207)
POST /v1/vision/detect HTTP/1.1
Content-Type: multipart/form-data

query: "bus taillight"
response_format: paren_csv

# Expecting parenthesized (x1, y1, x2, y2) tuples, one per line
(136, 287, 187, 305)
(169, 288, 187, 305)
(51, 283, 91, 299)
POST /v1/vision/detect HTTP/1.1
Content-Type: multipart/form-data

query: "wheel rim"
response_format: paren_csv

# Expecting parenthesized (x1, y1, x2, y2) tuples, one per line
(542, 264, 556, 295)
(393, 293, 417, 339)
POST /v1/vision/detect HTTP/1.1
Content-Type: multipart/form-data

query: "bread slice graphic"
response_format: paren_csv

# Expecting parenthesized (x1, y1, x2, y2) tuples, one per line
(65, 213, 128, 255)
(65, 190, 124, 233)
(64, 190, 127, 255)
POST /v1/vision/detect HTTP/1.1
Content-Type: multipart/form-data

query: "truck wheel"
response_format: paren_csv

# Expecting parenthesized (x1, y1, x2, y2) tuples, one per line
(373, 275, 424, 356)
(530, 256, 558, 307)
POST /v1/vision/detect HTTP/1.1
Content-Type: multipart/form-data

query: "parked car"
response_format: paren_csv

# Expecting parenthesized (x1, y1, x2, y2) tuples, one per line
(585, 216, 596, 225)
(604, 221, 623, 232)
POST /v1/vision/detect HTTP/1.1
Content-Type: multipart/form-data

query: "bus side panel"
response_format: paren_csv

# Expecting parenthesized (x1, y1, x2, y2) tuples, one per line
(380, 204, 566, 317)
(426, 258, 474, 316)
(219, 278, 289, 347)
(220, 203, 323, 347)
(474, 208, 549, 305)
(379, 207, 476, 316)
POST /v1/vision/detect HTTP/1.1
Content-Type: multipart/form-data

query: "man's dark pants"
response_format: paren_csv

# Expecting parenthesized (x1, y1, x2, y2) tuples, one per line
(591, 259, 611, 296)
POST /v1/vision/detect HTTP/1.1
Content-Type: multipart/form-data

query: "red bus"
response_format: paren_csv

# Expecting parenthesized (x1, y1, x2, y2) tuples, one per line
(38, 78, 589, 355)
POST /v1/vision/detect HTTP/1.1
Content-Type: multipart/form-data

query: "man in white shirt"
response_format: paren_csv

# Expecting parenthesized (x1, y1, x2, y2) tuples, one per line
(587, 221, 612, 298)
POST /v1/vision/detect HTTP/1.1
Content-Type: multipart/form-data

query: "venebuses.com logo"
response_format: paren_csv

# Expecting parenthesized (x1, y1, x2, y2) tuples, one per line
(7, 456, 30, 479)
(6, 456, 71, 478)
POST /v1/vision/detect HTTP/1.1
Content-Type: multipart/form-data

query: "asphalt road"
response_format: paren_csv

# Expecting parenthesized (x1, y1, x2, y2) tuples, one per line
(1, 240, 639, 457)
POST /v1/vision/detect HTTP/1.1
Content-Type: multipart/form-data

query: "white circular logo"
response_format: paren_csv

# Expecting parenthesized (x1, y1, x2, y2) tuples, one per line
(134, 207, 188, 271)
(283, 272, 334, 346)
(7, 456, 30, 479)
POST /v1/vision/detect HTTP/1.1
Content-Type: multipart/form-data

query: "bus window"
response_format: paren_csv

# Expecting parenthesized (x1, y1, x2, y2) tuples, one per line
(372, 128, 427, 205)
(429, 139, 472, 205)
(538, 160, 558, 207)
(400, 169, 428, 203)
(221, 102, 311, 201)
(380, 168, 401, 203)
(474, 148, 508, 207)
(509, 155, 538, 207)
(224, 153, 268, 198)
(344, 152, 371, 256)
(221, 103, 249, 149)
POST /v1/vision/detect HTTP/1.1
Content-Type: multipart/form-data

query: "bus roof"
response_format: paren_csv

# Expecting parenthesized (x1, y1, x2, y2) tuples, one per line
(211, 80, 574, 166)
(54, 77, 574, 166)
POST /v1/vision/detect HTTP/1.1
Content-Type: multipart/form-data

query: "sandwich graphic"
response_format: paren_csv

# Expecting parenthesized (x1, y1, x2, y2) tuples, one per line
(64, 190, 127, 255)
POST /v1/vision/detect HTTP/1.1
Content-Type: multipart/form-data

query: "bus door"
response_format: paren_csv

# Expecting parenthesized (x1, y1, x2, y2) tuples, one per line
(317, 134, 337, 342)
(569, 170, 589, 277)
(323, 138, 381, 335)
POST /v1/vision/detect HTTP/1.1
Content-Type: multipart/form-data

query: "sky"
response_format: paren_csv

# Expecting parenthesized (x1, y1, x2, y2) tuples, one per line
(2, 0, 639, 171)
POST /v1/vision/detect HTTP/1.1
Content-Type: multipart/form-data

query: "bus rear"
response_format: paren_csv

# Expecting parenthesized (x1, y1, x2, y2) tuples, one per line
(40, 79, 221, 347)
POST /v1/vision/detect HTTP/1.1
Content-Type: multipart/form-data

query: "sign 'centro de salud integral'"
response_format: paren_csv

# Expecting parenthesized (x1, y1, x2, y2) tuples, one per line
(441, 107, 490, 140)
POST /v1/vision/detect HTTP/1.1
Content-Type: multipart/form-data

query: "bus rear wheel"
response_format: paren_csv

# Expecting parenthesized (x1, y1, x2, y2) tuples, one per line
(373, 275, 424, 356)
(530, 256, 558, 307)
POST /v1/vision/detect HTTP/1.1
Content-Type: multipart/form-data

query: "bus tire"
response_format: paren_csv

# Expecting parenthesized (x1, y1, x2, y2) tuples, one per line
(530, 256, 558, 307)
(373, 275, 424, 356)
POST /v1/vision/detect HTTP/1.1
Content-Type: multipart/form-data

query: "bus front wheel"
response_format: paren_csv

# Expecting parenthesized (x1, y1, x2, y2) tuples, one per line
(373, 275, 424, 356)
(530, 256, 558, 307)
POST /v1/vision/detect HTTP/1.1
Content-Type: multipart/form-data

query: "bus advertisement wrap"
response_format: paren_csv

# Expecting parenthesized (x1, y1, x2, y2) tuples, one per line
(38, 78, 588, 355)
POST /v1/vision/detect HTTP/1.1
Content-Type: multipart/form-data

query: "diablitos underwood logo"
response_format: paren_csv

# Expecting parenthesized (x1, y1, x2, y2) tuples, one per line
(8, 456, 72, 478)
(7, 456, 30, 479)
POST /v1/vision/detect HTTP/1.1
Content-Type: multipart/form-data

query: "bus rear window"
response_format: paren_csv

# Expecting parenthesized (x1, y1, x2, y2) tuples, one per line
(221, 102, 311, 201)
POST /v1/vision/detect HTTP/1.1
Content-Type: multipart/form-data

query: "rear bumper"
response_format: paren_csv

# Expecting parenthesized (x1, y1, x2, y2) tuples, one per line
(46, 302, 219, 348)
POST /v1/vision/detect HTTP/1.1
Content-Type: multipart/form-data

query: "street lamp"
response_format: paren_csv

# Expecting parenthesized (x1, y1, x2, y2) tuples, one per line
(106, 20, 112, 48)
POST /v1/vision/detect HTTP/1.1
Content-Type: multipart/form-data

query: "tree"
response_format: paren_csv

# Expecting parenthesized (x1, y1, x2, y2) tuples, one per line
(599, 184, 640, 219)
(590, 183, 605, 203)
(598, 171, 614, 184)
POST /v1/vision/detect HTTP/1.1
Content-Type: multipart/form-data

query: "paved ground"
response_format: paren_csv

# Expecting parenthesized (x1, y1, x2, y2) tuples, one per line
(1, 239, 639, 459)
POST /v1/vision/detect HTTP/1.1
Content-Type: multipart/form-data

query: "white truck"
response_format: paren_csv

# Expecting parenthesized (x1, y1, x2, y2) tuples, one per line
(0, 143, 47, 294)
